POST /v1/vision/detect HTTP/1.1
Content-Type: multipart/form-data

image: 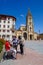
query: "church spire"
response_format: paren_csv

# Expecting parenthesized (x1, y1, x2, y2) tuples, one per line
(27, 8, 32, 16)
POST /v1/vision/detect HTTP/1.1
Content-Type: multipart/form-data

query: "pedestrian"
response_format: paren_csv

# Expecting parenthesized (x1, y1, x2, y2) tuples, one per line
(12, 36, 18, 52)
(3, 40, 11, 59)
(5, 40, 11, 52)
(18, 36, 24, 55)
(3, 40, 17, 60)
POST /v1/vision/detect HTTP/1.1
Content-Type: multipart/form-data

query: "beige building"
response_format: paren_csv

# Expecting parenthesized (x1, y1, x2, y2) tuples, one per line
(0, 10, 42, 40)
(15, 10, 38, 40)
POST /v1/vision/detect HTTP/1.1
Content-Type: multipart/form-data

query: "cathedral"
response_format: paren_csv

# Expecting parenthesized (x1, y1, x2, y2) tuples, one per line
(0, 9, 43, 41)
(15, 10, 38, 40)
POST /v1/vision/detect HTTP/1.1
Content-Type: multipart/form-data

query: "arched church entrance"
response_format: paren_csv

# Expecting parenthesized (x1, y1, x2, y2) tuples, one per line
(23, 32, 27, 40)
(30, 35, 33, 40)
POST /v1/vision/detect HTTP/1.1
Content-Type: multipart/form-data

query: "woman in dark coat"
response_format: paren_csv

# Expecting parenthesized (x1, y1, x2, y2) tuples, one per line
(18, 36, 24, 55)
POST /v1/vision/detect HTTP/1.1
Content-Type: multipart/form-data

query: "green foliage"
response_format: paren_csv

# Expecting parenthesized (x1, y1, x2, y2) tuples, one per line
(0, 42, 3, 53)
(0, 38, 5, 53)
(0, 38, 6, 45)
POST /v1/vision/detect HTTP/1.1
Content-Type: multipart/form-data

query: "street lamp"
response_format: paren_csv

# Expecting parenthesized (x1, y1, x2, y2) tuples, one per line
(39, 30, 40, 40)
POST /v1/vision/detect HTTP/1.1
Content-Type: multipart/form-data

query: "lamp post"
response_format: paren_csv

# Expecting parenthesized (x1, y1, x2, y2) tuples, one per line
(39, 30, 40, 40)
(27, 25, 29, 40)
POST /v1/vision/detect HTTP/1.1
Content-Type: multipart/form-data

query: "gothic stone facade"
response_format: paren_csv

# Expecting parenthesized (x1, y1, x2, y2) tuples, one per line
(15, 10, 38, 40)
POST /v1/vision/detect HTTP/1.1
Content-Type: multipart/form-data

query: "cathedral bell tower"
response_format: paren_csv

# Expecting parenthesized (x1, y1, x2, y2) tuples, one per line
(26, 9, 34, 40)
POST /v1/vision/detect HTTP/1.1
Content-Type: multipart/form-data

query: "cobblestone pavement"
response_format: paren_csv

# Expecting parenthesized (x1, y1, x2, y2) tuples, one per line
(0, 48, 43, 65)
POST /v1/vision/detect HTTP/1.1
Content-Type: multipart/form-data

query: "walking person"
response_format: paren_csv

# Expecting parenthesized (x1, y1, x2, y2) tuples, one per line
(12, 36, 18, 51)
(12, 36, 18, 59)
(18, 36, 24, 55)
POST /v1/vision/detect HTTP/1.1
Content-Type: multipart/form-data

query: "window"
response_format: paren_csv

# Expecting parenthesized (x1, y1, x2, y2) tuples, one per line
(7, 25, 9, 28)
(12, 36, 14, 38)
(7, 35, 10, 37)
(0, 20, 1, 23)
(12, 30, 14, 33)
(0, 25, 1, 27)
(30, 27, 32, 32)
(29, 22, 31, 25)
(8, 21, 10, 23)
(0, 30, 1, 32)
(3, 30, 5, 32)
(8, 18, 10, 20)
(2, 35, 5, 38)
(3, 25, 5, 28)
(13, 18, 14, 21)
(4, 21, 5, 23)
(7, 30, 9, 32)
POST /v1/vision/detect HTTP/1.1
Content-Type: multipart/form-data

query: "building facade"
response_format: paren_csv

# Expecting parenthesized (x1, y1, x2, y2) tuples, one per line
(0, 10, 39, 41)
(15, 10, 38, 40)
(0, 15, 16, 41)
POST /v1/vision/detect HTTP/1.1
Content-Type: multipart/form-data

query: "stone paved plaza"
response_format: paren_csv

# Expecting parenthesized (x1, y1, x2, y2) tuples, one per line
(0, 40, 43, 65)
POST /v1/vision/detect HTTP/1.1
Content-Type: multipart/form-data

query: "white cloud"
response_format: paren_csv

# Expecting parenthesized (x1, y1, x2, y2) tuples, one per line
(20, 14, 24, 18)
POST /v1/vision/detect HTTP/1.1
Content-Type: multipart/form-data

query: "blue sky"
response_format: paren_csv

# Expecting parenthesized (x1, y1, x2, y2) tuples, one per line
(0, 0, 43, 33)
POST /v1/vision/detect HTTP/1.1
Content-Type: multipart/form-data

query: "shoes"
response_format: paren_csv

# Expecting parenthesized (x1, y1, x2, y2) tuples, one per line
(12, 57, 17, 60)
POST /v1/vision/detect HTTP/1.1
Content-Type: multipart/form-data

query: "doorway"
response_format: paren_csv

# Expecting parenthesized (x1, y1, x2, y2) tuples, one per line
(30, 35, 33, 40)
(23, 32, 27, 40)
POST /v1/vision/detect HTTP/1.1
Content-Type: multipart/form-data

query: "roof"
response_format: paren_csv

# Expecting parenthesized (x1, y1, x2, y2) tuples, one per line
(34, 32, 38, 34)
(37, 33, 43, 40)
(17, 30, 22, 31)
(0, 14, 16, 21)
(39, 33, 43, 35)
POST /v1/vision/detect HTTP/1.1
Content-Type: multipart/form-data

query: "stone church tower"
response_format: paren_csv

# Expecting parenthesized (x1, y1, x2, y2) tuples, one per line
(15, 9, 38, 40)
(26, 10, 34, 40)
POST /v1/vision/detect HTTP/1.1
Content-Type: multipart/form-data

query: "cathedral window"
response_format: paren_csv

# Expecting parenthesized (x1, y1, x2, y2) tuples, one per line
(30, 27, 32, 31)
(29, 22, 31, 25)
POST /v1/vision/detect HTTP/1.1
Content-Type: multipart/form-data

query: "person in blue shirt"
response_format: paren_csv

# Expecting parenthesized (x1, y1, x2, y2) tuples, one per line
(12, 36, 18, 52)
